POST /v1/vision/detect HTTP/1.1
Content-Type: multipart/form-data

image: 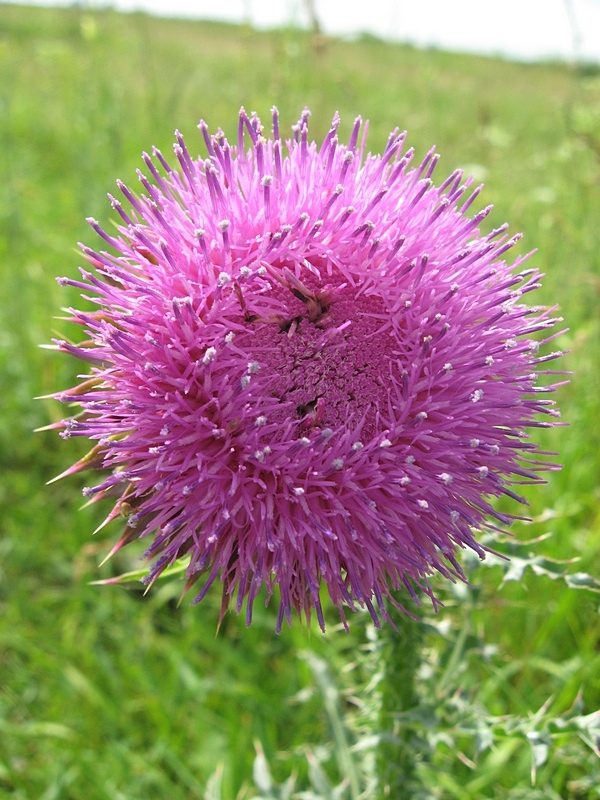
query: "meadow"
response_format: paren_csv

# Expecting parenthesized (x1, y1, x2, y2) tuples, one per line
(0, 4, 599, 798)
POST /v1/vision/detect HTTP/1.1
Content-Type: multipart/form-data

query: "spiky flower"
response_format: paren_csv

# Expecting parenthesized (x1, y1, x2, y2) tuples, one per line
(48, 108, 564, 631)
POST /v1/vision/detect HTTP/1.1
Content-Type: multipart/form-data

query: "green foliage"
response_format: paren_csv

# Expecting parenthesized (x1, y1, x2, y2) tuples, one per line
(0, 4, 598, 798)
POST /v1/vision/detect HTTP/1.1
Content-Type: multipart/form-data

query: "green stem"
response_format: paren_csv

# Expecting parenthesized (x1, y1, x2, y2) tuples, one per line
(376, 598, 423, 799)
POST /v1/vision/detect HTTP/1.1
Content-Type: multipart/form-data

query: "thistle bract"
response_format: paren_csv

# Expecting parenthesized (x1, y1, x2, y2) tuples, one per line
(50, 108, 564, 631)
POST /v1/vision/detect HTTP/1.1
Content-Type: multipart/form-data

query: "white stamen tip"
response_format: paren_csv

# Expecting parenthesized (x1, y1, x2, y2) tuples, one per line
(202, 347, 217, 364)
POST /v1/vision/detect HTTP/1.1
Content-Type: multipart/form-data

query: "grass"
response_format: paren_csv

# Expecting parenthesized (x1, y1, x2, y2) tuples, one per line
(0, 3, 599, 797)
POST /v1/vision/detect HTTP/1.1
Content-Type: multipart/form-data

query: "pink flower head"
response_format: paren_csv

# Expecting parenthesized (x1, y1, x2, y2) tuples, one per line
(50, 108, 564, 631)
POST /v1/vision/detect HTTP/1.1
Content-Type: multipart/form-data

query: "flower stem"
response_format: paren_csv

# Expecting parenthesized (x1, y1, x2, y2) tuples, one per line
(376, 599, 423, 798)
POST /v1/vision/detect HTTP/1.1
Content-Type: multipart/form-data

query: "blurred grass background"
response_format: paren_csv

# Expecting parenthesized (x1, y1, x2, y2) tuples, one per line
(0, 4, 598, 798)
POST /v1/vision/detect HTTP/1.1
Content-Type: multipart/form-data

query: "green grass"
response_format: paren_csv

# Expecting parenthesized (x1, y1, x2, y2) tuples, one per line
(0, 4, 599, 798)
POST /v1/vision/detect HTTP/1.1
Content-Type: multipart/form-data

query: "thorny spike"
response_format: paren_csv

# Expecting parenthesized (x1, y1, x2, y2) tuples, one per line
(151, 146, 173, 174)
(142, 151, 173, 194)
(348, 116, 362, 153)
(237, 107, 246, 153)
(198, 118, 215, 158)
(271, 106, 280, 140)
(413, 146, 437, 182)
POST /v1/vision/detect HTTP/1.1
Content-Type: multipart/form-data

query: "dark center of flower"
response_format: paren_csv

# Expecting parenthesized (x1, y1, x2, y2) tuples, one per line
(237, 267, 395, 438)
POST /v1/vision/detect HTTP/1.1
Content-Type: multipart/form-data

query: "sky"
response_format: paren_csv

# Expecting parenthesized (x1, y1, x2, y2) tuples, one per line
(7, 0, 600, 63)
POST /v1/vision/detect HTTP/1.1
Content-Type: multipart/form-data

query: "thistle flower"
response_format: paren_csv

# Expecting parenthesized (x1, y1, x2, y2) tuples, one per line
(48, 108, 564, 631)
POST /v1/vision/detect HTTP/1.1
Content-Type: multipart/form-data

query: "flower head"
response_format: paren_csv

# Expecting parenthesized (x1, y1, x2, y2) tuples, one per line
(49, 108, 564, 631)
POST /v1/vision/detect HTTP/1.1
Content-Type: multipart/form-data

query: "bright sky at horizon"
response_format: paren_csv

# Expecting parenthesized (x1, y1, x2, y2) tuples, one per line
(6, 0, 600, 63)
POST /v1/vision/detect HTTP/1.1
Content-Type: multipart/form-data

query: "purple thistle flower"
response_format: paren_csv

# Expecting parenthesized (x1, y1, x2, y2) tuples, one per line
(49, 107, 565, 631)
